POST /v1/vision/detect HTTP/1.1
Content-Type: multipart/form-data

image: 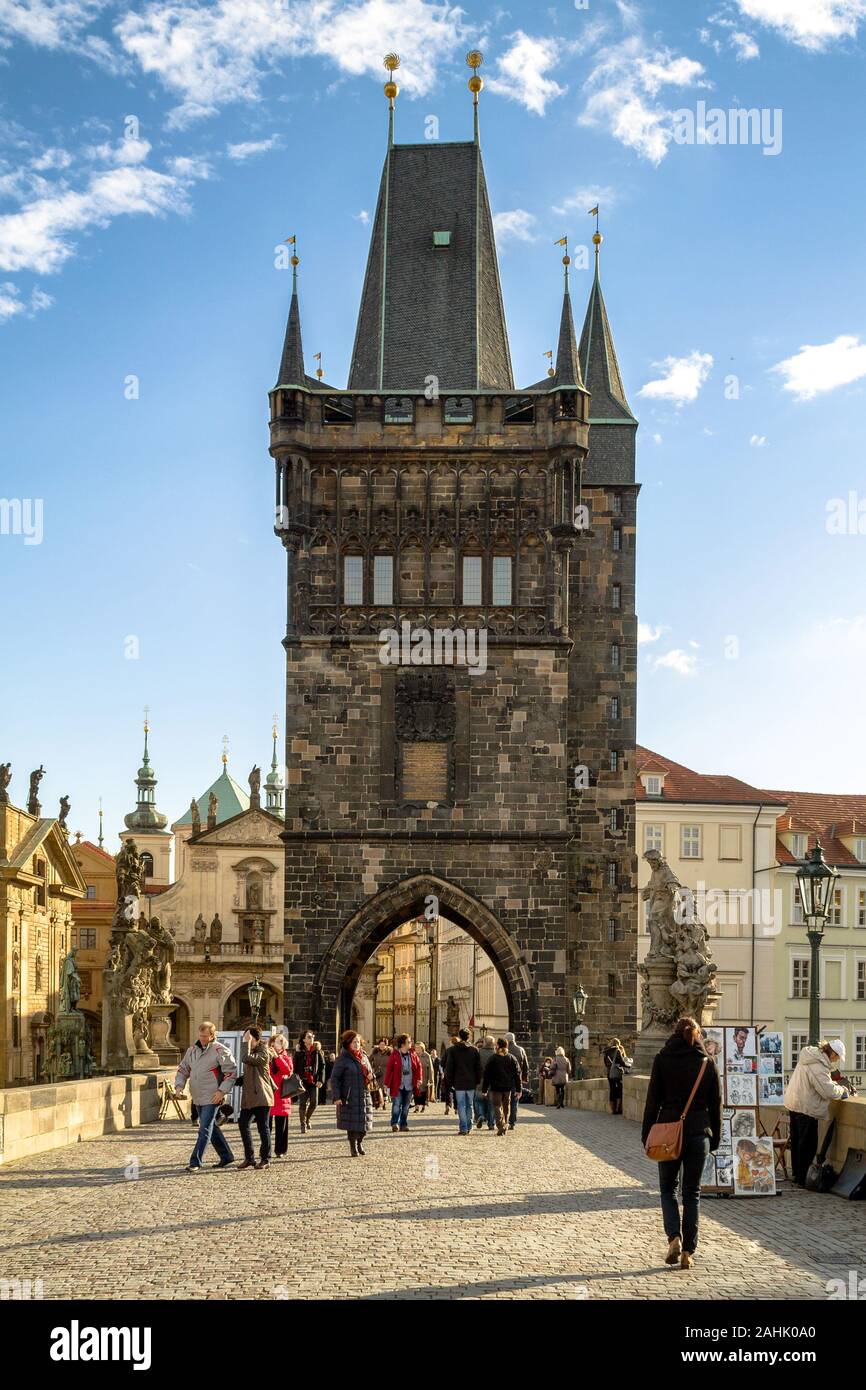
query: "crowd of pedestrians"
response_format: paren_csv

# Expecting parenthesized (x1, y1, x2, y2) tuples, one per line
(174, 1021, 556, 1167)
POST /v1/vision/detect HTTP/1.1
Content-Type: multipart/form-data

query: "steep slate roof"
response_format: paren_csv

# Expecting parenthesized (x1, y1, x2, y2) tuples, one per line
(276, 287, 305, 387)
(348, 141, 514, 392)
(578, 251, 636, 423)
(554, 287, 583, 388)
(635, 745, 783, 806)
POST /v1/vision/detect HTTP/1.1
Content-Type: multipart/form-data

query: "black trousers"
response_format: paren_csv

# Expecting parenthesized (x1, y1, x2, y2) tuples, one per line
(298, 1083, 319, 1125)
(238, 1106, 271, 1163)
(272, 1114, 289, 1156)
(789, 1111, 819, 1185)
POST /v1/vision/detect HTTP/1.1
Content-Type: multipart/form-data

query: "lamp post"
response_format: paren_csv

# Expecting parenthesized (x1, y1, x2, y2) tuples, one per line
(572, 984, 588, 1079)
(795, 841, 837, 1046)
(247, 975, 264, 1027)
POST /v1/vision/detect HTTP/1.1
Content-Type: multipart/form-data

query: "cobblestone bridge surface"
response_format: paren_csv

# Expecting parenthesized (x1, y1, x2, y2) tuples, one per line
(0, 1104, 862, 1300)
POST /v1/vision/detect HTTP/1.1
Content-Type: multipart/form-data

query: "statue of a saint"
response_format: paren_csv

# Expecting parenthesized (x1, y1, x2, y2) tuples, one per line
(58, 795, 70, 827)
(115, 838, 143, 902)
(0, 762, 11, 804)
(207, 791, 218, 824)
(641, 849, 681, 959)
(147, 916, 175, 1003)
(59, 947, 82, 1012)
(193, 912, 207, 944)
(209, 913, 223, 944)
(27, 765, 45, 816)
(249, 766, 261, 797)
(190, 798, 201, 834)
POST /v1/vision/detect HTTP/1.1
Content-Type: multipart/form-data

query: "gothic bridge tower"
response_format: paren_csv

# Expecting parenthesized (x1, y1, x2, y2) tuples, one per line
(269, 56, 637, 1057)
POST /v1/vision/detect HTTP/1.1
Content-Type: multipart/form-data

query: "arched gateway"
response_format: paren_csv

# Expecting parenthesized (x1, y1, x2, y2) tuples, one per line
(308, 874, 536, 1046)
(270, 95, 638, 1066)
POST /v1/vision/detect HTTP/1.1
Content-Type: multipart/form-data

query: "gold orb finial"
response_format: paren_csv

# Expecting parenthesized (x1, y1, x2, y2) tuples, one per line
(290, 254, 299, 267)
(562, 254, 571, 267)
(592, 231, 603, 247)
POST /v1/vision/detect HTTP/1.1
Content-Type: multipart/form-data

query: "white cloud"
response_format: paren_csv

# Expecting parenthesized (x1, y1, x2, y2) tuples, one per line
(227, 137, 279, 161)
(772, 334, 866, 400)
(735, 0, 866, 50)
(86, 135, 152, 166)
(0, 161, 201, 273)
(486, 31, 566, 116)
(0, 0, 108, 49)
(652, 648, 698, 676)
(730, 29, 760, 58)
(639, 350, 713, 405)
(116, 0, 467, 127)
(638, 622, 665, 644)
(0, 279, 53, 323)
(652, 432, 663, 444)
(749, 433, 767, 446)
(492, 208, 538, 244)
(579, 35, 708, 164)
(354, 209, 370, 225)
(551, 184, 618, 218)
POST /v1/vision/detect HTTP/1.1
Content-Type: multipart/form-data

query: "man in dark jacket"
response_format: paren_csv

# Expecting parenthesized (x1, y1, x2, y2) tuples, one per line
(482, 1040, 522, 1135)
(444, 1029, 482, 1135)
(237, 1027, 274, 1169)
(641, 1021, 722, 1266)
(504, 1031, 529, 1129)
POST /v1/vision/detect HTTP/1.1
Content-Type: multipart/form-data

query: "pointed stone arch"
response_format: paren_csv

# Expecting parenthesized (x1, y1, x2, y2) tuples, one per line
(310, 873, 540, 1046)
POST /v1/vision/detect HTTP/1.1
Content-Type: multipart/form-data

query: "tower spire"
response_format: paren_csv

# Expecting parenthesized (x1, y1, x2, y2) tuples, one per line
(123, 711, 167, 831)
(276, 237, 305, 387)
(578, 224, 635, 421)
(550, 236, 582, 389)
(265, 713, 285, 813)
(98, 796, 104, 848)
(467, 50, 483, 144)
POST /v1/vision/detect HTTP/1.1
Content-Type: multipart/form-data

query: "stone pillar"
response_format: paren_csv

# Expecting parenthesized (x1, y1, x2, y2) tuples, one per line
(148, 1002, 180, 1066)
(633, 956, 678, 1072)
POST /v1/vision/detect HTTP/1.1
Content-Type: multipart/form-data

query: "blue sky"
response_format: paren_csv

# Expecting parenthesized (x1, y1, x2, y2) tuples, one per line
(1, 0, 865, 848)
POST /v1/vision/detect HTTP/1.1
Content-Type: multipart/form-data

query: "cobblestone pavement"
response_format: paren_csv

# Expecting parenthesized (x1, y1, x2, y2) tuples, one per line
(0, 1103, 863, 1300)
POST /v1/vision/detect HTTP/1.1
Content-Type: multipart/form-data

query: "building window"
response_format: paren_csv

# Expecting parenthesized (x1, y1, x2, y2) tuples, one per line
(681, 825, 702, 858)
(373, 554, 394, 606)
(828, 888, 843, 926)
(85, 885, 97, 900)
(856, 959, 866, 1001)
(492, 555, 512, 606)
(855, 837, 866, 862)
(608, 917, 617, 942)
(644, 775, 661, 797)
(790, 1032, 808, 1068)
(343, 555, 364, 605)
(383, 396, 413, 424)
(444, 396, 473, 424)
(76, 928, 96, 949)
(462, 555, 483, 605)
(610, 643, 620, 669)
(140, 852, 153, 879)
(607, 862, 617, 888)
(611, 493, 622, 515)
(792, 885, 804, 926)
(608, 972, 617, 998)
(609, 808, 620, 833)
(610, 696, 620, 721)
(858, 890, 866, 928)
(644, 824, 663, 854)
(609, 750, 619, 773)
(791, 957, 810, 999)
(790, 833, 807, 859)
(612, 527, 622, 552)
(612, 583, 621, 610)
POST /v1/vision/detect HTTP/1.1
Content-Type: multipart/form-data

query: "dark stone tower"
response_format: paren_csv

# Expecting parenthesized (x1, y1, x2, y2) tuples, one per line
(269, 75, 637, 1061)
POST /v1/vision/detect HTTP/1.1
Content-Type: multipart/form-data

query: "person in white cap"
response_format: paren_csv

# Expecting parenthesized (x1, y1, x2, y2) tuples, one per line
(783, 1038, 848, 1186)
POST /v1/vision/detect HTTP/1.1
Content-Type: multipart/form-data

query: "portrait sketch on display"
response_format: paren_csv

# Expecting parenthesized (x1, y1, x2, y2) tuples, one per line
(726, 1072, 757, 1107)
(733, 1136, 776, 1196)
(725, 1026, 757, 1073)
(758, 1074, 785, 1106)
(718, 1118, 732, 1154)
(715, 1156, 734, 1188)
(731, 1108, 757, 1139)
(759, 1031, 784, 1075)
(701, 1151, 716, 1187)
(704, 1027, 724, 1077)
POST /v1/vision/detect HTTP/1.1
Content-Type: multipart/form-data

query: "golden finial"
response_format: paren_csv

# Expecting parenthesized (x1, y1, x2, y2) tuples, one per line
(314, 351, 323, 381)
(272, 712, 279, 741)
(544, 349, 555, 379)
(143, 702, 150, 734)
(467, 51, 483, 139)
(383, 53, 400, 107)
(221, 734, 229, 769)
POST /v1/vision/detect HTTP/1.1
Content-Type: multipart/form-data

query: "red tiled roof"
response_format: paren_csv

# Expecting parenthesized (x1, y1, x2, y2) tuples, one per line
(635, 745, 784, 806)
(765, 788, 866, 869)
(73, 840, 116, 863)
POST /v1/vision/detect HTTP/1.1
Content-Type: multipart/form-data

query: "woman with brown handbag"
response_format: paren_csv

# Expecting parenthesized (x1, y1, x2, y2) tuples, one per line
(641, 1016, 722, 1269)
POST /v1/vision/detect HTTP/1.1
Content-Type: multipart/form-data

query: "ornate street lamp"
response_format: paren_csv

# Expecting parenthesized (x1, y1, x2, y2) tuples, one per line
(572, 984, 589, 1079)
(795, 841, 837, 1045)
(247, 975, 264, 1025)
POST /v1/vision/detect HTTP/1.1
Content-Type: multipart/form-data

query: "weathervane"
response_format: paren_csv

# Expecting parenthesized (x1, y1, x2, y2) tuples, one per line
(383, 53, 400, 142)
(554, 234, 570, 288)
(221, 734, 229, 769)
(284, 233, 299, 290)
(314, 351, 323, 381)
(544, 349, 554, 378)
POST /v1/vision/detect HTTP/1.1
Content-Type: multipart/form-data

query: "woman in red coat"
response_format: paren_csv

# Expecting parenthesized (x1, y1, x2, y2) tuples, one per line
(268, 1033, 294, 1158)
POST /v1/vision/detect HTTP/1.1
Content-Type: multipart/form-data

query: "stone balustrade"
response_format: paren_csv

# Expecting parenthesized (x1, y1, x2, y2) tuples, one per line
(0, 1071, 170, 1165)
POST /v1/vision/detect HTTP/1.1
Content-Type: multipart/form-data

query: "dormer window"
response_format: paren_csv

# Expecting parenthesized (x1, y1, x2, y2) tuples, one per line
(433, 230, 451, 248)
(641, 771, 665, 797)
(855, 837, 866, 863)
(790, 833, 807, 859)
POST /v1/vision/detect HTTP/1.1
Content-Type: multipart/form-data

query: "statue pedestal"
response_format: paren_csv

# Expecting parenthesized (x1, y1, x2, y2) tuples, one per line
(48, 1010, 88, 1081)
(699, 990, 722, 1032)
(149, 1003, 180, 1066)
(634, 955, 678, 1072)
(101, 969, 159, 1073)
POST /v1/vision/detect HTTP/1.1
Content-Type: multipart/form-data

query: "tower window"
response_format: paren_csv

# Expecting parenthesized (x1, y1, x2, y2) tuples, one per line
(373, 554, 394, 606)
(343, 555, 364, 605)
(444, 397, 473, 424)
(611, 493, 623, 515)
(612, 527, 622, 552)
(492, 556, 512, 606)
(612, 583, 621, 609)
(462, 556, 483, 606)
(504, 396, 535, 424)
(608, 972, 617, 998)
(607, 862, 617, 888)
(432, 230, 452, 248)
(610, 750, 619, 773)
(611, 643, 620, 669)
(140, 853, 153, 879)
(610, 696, 620, 721)
(383, 396, 413, 424)
(608, 917, 617, 942)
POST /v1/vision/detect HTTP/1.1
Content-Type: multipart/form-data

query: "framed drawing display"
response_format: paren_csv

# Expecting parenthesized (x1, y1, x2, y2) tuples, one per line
(733, 1135, 777, 1195)
(700, 1027, 784, 1196)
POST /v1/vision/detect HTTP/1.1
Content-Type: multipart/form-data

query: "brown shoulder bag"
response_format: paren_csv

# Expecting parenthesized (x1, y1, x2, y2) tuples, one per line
(644, 1057, 708, 1162)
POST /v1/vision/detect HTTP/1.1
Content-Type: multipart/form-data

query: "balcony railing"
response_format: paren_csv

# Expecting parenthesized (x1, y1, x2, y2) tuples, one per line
(176, 941, 282, 959)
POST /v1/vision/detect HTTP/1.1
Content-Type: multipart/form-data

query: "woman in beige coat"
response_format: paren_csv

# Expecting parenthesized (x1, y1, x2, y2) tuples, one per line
(783, 1038, 848, 1186)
